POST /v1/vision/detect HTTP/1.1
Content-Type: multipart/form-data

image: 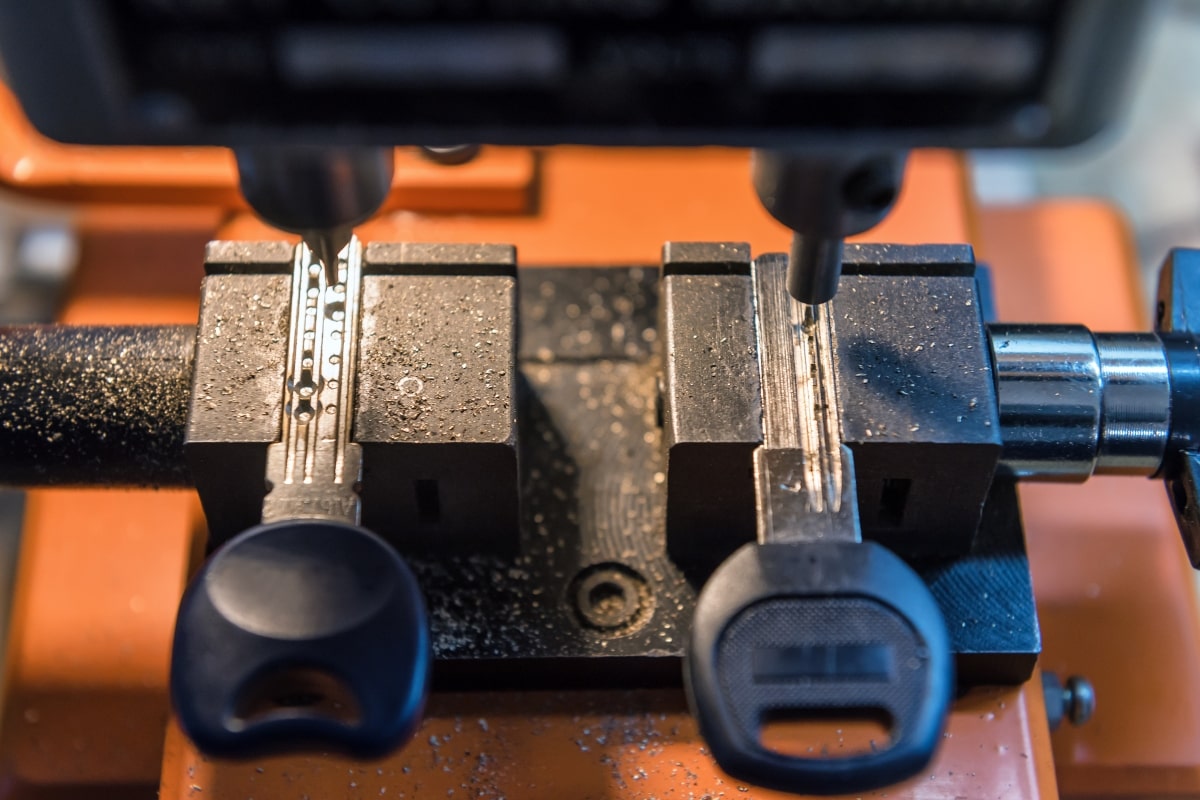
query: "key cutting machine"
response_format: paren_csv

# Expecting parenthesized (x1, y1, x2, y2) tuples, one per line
(0, 2, 1199, 798)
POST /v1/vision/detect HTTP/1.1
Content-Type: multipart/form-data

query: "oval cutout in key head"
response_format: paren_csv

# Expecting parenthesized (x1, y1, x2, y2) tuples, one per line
(759, 708, 893, 758)
(171, 519, 430, 759)
(685, 541, 952, 796)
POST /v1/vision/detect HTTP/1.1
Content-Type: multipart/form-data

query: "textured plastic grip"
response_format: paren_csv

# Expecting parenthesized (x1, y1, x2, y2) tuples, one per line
(170, 520, 431, 759)
(685, 541, 952, 795)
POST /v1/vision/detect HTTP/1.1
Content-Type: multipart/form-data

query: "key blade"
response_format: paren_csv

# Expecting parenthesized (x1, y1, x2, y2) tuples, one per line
(752, 254, 860, 544)
(263, 234, 363, 526)
(794, 301, 845, 515)
(754, 445, 861, 544)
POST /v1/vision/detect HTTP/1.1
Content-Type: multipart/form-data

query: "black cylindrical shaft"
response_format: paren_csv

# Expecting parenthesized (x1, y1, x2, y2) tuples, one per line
(0, 325, 195, 487)
(786, 234, 843, 306)
(234, 146, 395, 235)
(752, 149, 906, 305)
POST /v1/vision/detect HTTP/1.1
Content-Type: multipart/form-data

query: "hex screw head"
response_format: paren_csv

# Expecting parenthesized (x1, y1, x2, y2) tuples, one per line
(569, 564, 652, 634)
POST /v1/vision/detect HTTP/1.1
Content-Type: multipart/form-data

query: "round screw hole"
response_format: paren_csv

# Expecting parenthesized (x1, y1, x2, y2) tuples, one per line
(588, 580, 627, 617)
(570, 563, 652, 634)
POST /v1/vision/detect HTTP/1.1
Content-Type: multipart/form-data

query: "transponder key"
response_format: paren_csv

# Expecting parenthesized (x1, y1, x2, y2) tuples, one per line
(684, 255, 953, 795)
(173, 237, 430, 758)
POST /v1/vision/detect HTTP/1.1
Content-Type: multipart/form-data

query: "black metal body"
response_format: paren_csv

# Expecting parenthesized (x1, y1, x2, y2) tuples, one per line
(355, 243, 522, 555)
(1156, 249, 1200, 566)
(0, 2, 1143, 150)
(665, 245, 1003, 565)
(834, 248, 1003, 559)
(186, 241, 523, 551)
(0, 246, 1041, 689)
(661, 242, 762, 567)
(186, 242, 293, 544)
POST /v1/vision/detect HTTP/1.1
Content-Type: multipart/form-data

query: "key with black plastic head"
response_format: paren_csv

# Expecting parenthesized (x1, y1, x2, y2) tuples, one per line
(172, 237, 430, 758)
(684, 254, 953, 795)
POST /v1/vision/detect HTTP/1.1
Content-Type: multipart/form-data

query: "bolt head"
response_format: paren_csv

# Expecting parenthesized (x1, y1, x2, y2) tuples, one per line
(1064, 675, 1096, 726)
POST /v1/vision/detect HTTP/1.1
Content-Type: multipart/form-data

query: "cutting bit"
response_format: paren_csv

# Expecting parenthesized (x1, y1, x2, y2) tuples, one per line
(232, 145, 394, 287)
(751, 254, 860, 543)
(302, 225, 353, 287)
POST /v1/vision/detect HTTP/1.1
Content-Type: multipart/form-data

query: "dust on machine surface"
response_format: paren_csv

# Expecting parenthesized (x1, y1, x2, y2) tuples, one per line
(0, 2, 1195, 798)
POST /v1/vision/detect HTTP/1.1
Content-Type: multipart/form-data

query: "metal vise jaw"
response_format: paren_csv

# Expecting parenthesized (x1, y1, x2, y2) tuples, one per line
(662, 243, 1003, 569)
(184, 241, 521, 554)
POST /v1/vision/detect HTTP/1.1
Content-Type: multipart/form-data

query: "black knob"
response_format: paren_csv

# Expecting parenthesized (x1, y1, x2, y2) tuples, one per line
(685, 541, 952, 795)
(171, 519, 430, 759)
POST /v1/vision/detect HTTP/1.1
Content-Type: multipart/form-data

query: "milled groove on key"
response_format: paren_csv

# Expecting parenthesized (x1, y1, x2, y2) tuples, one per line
(792, 300, 844, 515)
(262, 237, 364, 525)
(751, 255, 859, 543)
(753, 255, 803, 449)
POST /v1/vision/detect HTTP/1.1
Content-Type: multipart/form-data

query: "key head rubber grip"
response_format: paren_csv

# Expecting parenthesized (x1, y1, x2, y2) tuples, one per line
(171, 519, 430, 759)
(685, 541, 952, 795)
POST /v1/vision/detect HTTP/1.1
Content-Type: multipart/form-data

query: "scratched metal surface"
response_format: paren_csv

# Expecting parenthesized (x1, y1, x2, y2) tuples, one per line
(409, 266, 695, 688)
(408, 266, 1037, 689)
(0, 264, 1038, 688)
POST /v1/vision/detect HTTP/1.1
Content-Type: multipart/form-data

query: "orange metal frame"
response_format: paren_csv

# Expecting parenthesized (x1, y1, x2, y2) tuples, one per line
(0, 82, 1196, 799)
